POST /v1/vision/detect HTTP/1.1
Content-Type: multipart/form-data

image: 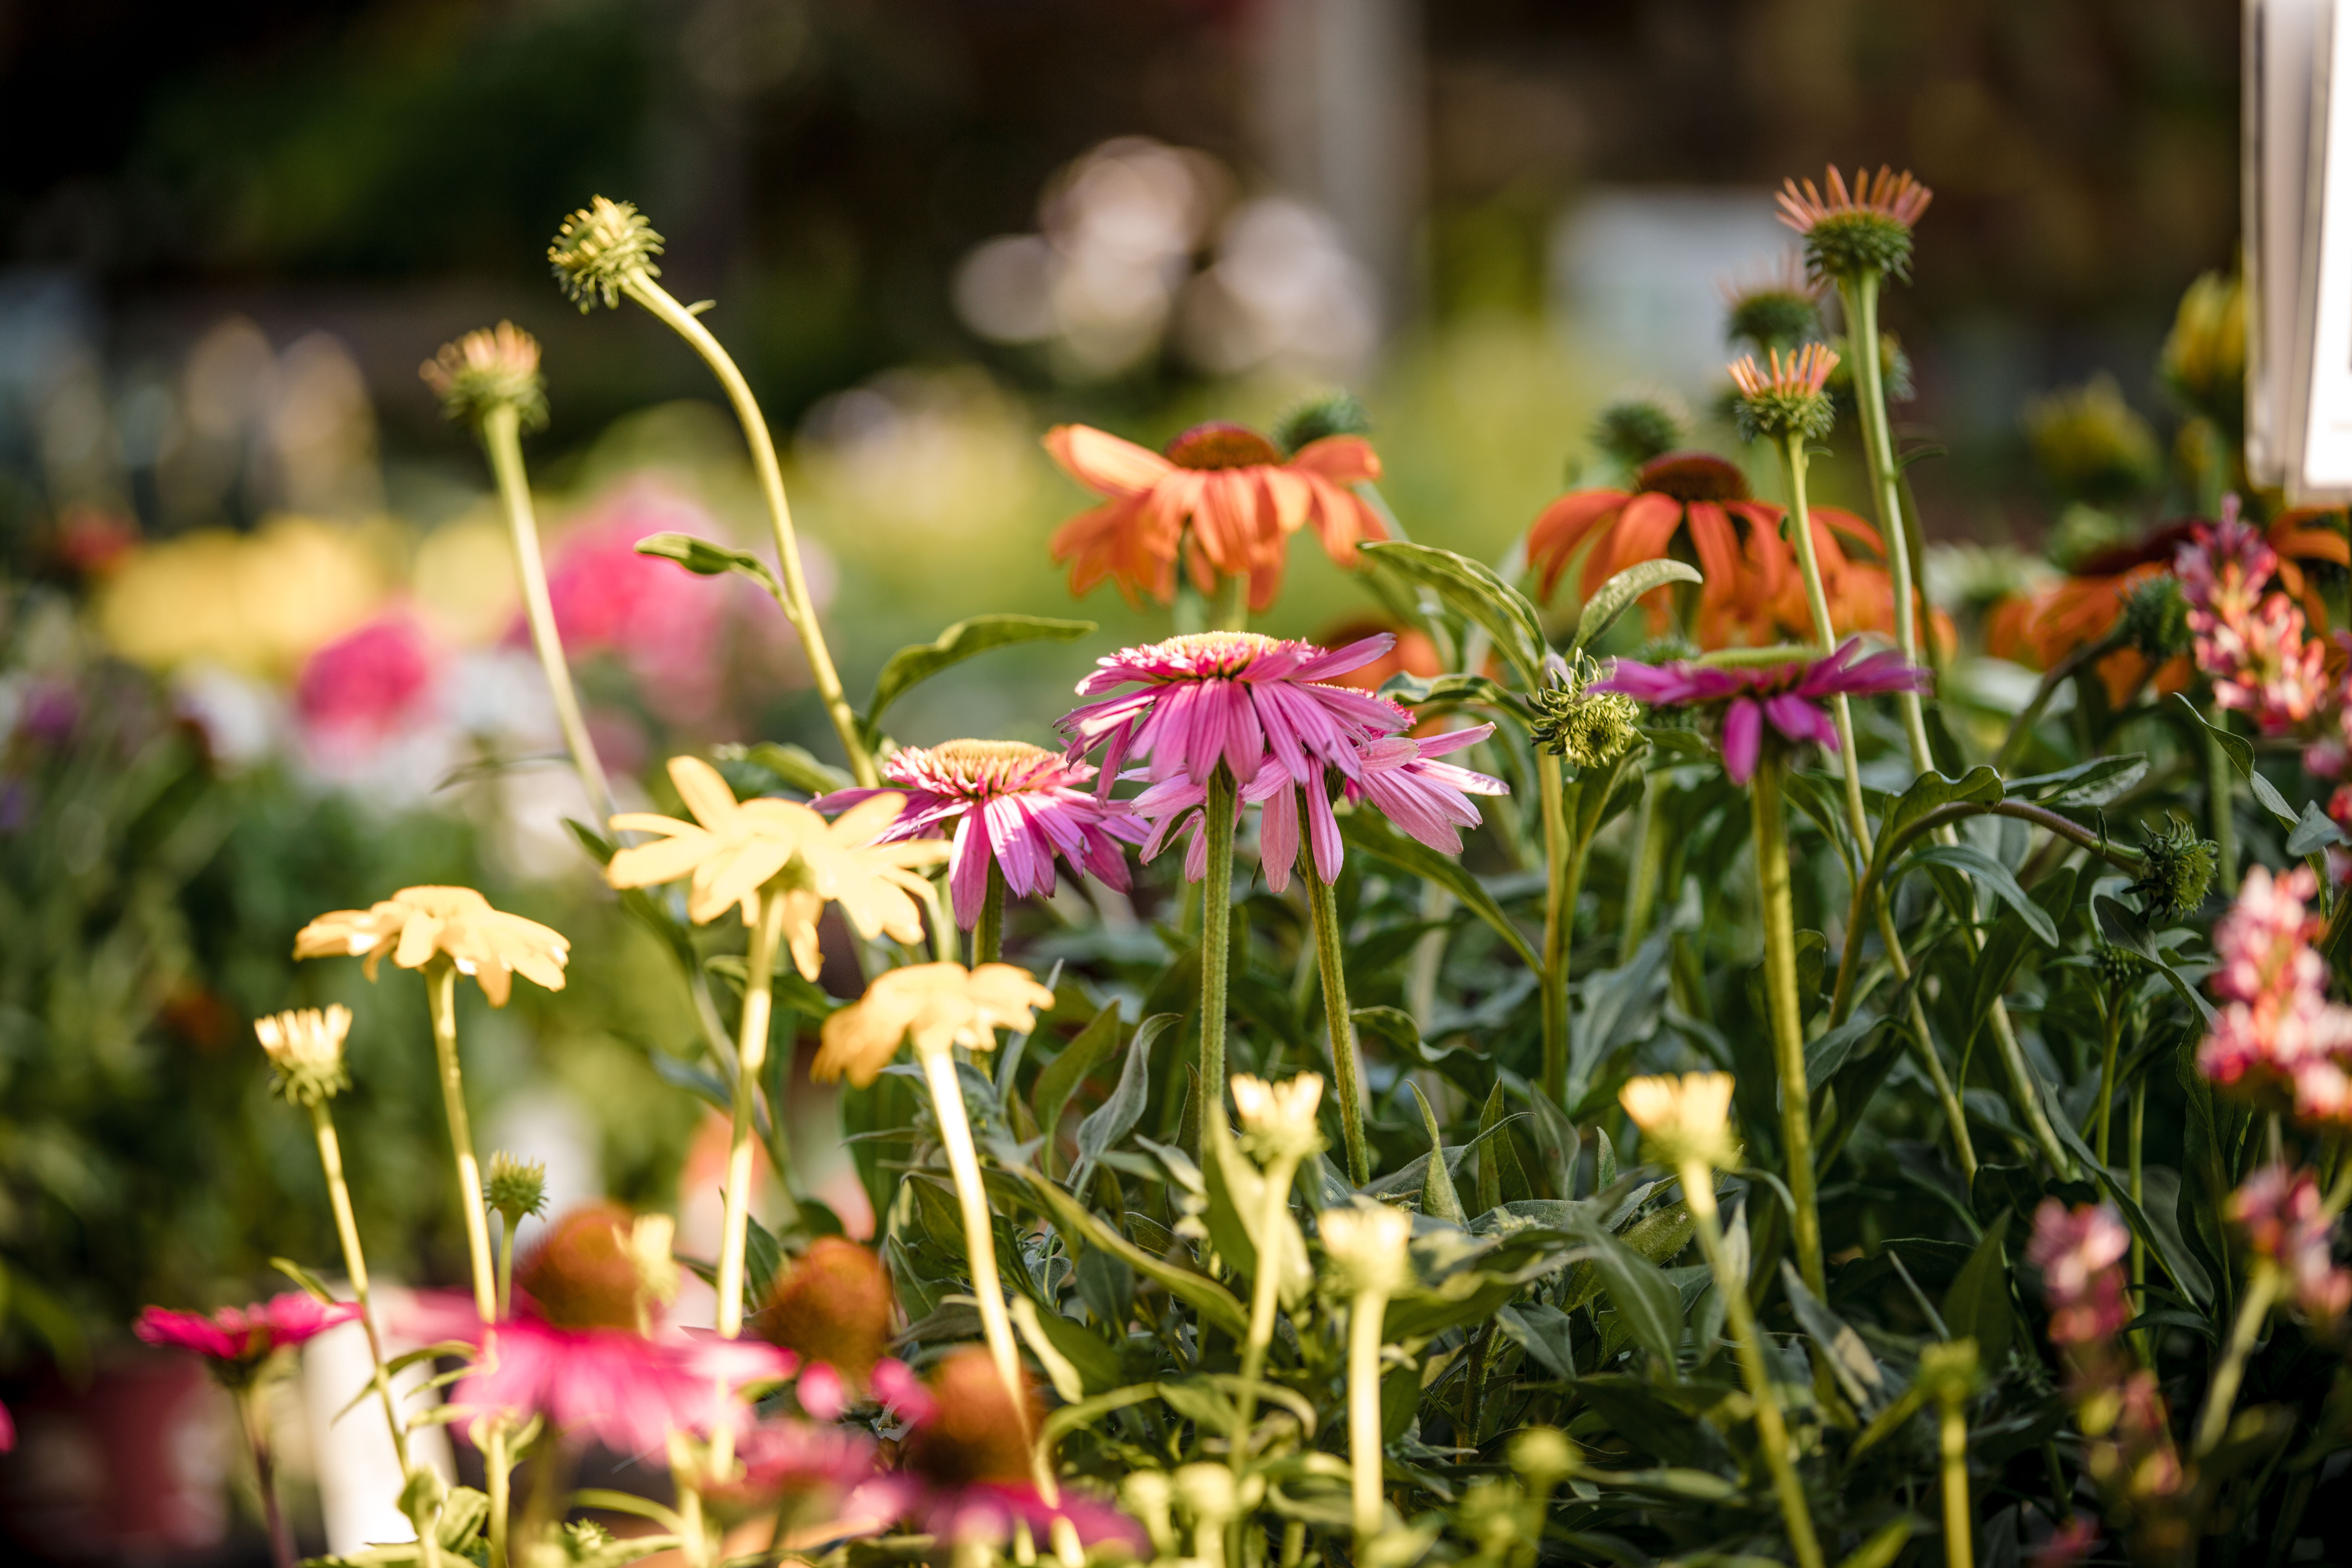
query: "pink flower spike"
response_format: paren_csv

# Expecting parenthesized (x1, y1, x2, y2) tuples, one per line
(2026, 1199, 2133, 1348)
(2230, 1164, 2352, 1320)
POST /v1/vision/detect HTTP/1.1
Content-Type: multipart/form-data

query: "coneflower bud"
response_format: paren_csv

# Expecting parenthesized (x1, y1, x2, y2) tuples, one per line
(255, 1006, 352, 1105)
(2094, 942, 2144, 992)
(1275, 390, 1372, 454)
(2130, 818, 2219, 921)
(2121, 574, 2191, 662)
(548, 197, 665, 313)
(1529, 652, 1642, 769)
(482, 1152, 549, 1228)
(1619, 1071, 1739, 1171)
(1722, 260, 1823, 354)
(1508, 1426, 1576, 1490)
(1776, 165, 1934, 282)
(1230, 1072, 1327, 1164)
(759, 1237, 896, 1381)
(1121, 1472, 1178, 1557)
(1729, 344, 1840, 444)
(420, 322, 548, 433)
(1915, 1338, 1981, 1406)
(1591, 396, 1686, 469)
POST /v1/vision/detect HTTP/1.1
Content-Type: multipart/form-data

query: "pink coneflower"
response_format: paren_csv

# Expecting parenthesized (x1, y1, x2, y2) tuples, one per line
(1590, 639, 1929, 784)
(1044, 421, 1387, 612)
(2230, 1164, 2352, 1320)
(814, 741, 1146, 928)
(1059, 630, 1406, 792)
(135, 1293, 362, 1386)
(1341, 726, 1509, 858)
(710, 1418, 878, 1505)
(2026, 1200, 2132, 1348)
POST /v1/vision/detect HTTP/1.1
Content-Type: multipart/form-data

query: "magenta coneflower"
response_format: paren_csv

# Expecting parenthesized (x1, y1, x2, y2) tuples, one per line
(1060, 630, 1406, 789)
(136, 1293, 362, 1386)
(1592, 639, 1929, 784)
(816, 740, 1147, 928)
(1341, 727, 1509, 856)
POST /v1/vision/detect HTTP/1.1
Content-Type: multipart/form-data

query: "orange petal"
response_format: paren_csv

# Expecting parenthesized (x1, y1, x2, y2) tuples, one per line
(1526, 491, 1630, 598)
(1585, 492, 1683, 599)
(1043, 424, 1173, 498)
(1815, 505, 1883, 555)
(1285, 435, 1381, 484)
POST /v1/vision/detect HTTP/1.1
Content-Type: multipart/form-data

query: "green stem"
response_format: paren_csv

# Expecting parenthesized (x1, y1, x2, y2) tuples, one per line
(1346, 1285, 1392, 1545)
(2194, 1262, 2280, 1455)
(1937, 1397, 1972, 1568)
(428, 963, 497, 1322)
(717, 889, 785, 1339)
(1232, 1150, 1306, 1465)
(486, 1423, 511, 1568)
(1681, 1163, 1824, 1568)
(239, 1385, 299, 1568)
(1622, 771, 1666, 959)
(976, 861, 1007, 965)
(2208, 712, 2239, 883)
(307, 1100, 412, 1476)
(1306, 870, 1370, 1186)
(479, 402, 617, 828)
(2094, 992, 2124, 1167)
(1213, 570, 1250, 632)
(1199, 767, 1237, 1155)
(919, 1045, 1061, 1508)
(1751, 756, 1826, 1296)
(1538, 750, 1571, 1106)
(2130, 1079, 2150, 1367)
(620, 276, 877, 787)
(1838, 270, 1936, 771)
(496, 1214, 516, 1324)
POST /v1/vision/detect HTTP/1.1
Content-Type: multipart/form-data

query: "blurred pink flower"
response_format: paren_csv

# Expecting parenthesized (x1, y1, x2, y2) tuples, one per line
(2203, 593, 2326, 735)
(136, 1293, 362, 1386)
(1591, 638, 1929, 784)
(2028, 1517, 2099, 1568)
(296, 612, 436, 749)
(2199, 866, 2352, 1122)
(2176, 501, 2278, 629)
(711, 1418, 878, 1505)
(2026, 1200, 2131, 1348)
(0, 1397, 11, 1453)
(2230, 1164, 2352, 1320)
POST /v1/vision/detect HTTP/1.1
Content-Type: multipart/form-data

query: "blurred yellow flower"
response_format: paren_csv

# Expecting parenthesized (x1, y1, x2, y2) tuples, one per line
(813, 961, 1055, 1087)
(294, 885, 569, 1007)
(606, 758, 945, 978)
(95, 515, 393, 675)
(254, 1005, 352, 1104)
(1317, 1202, 1414, 1296)
(1231, 1072, 1325, 1162)
(1619, 1072, 1737, 1170)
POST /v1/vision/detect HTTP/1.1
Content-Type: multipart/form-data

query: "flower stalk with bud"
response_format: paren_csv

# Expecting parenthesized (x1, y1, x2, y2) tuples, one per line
(1619, 1074, 1822, 1568)
(549, 198, 876, 786)
(1916, 1340, 1980, 1568)
(1229, 1073, 1324, 1459)
(1319, 1202, 1414, 1548)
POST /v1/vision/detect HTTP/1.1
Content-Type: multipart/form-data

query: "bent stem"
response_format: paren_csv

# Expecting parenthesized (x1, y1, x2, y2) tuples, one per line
(1681, 1162, 1824, 1568)
(1538, 750, 1572, 1106)
(1751, 756, 1826, 1297)
(717, 889, 786, 1339)
(917, 1045, 1063, 1510)
(1346, 1282, 1393, 1546)
(1306, 869, 1370, 1186)
(619, 276, 877, 787)
(1199, 767, 1237, 1155)
(479, 402, 616, 828)
(428, 962, 498, 1322)
(308, 1099, 412, 1476)
(2194, 1261, 2280, 1456)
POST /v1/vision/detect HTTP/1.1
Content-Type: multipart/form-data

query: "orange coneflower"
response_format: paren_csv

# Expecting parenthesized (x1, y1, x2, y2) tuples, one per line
(1524, 449, 1891, 649)
(1043, 421, 1387, 611)
(1776, 166, 1934, 280)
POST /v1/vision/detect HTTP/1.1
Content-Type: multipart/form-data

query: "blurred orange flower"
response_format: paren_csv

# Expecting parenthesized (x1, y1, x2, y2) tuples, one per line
(294, 885, 569, 1007)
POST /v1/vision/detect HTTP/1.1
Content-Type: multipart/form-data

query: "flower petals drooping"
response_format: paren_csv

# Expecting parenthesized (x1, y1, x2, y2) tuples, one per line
(1591, 640, 1929, 784)
(136, 1293, 362, 1387)
(294, 886, 569, 1008)
(812, 962, 1056, 1088)
(1044, 422, 1387, 611)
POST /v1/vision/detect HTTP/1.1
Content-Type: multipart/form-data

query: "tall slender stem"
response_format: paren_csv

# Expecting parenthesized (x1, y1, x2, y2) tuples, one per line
(1212, 570, 1250, 633)
(2094, 992, 2125, 1167)
(307, 1100, 412, 1476)
(479, 403, 616, 828)
(717, 889, 786, 1339)
(1622, 772, 1666, 959)
(919, 1046, 1062, 1507)
(1306, 871, 1369, 1186)
(1838, 271, 1936, 768)
(1346, 1285, 1392, 1545)
(239, 1386, 299, 1568)
(428, 963, 497, 1322)
(496, 1215, 516, 1324)
(1232, 1150, 1306, 1464)
(620, 277, 877, 787)
(1937, 1396, 1972, 1568)
(1681, 1162, 1824, 1568)
(1751, 757, 1825, 1296)
(2194, 1262, 2280, 1455)
(2207, 717, 2239, 882)
(976, 862, 1008, 966)
(1199, 767, 1237, 1155)
(1538, 750, 1572, 1106)
(485, 1423, 511, 1568)
(2129, 1078, 2150, 1366)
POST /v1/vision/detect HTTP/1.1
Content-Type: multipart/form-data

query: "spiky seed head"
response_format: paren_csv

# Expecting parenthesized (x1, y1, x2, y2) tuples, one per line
(1729, 344, 1840, 443)
(2121, 574, 2192, 662)
(1274, 390, 1372, 454)
(420, 322, 548, 432)
(483, 1152, 549, 1225)
(549, 197, 664, 312)
(2130, 818, 2219, 921)
(256, 1006, 352, 1105)
(1723, 257, 1824, 352)
(1591, 396, 1686, 469)
(1530, 652, 1643, 768)
(1776, 165, 1934, 282)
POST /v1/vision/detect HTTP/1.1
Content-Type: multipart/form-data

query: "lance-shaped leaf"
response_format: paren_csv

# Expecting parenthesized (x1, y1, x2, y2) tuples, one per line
(1570, 558, 1703, 652)
(1360, 541, 1547, 686)
(1409, 1082, 1468, 1222)
(635, 532, 781, 595)
(1032, 1002, 1127, 1176)
(2174, 694, 2301, 828)
(1067, 1014, 1171, 1191)
(1900, 842, 2058, 946)
(867, 614, 1098, 732)
(1004, 1168, 1251, 1337)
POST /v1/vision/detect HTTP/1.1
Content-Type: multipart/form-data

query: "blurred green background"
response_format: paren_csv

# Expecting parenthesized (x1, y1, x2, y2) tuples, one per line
(0, 0, 2240, 1443)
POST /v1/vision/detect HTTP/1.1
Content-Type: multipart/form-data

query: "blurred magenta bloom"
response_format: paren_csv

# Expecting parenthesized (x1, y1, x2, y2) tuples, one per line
(816, 740, 1146, 928)
(712, 1417, 878, 1504)
(135, 1292, 361, 1384)
(1591, 638, 1929, 784)
(296, 612, 435, 750)
(2025, 1200, 2131, 1348)
(2199, 865, 2352, 1123)
(2230, 1164, 2352, 1320)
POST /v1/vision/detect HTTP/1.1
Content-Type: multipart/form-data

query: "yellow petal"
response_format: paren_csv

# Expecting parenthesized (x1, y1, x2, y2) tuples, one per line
(668, 755, 743, 830)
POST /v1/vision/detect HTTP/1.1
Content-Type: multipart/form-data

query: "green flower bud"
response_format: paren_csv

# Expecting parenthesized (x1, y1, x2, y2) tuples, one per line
(2121, 574, 2191, 662)
(1916, 1338, 1981, 1406)
(256, 1006, 352, 1106)
(1730, 345, 1839, 444)
(548, 197, 665, 313)
(1591, 397, 1686, 469)
(1508, 1426, 1576, 1489)
(420, 323, 548, 433)
(1275, 390, 1372, 454)
(2095, 942, 2144, 992)
(2129, 818, 2219, 921)
(483, 1152, 550, 1227)
(1530, 652, 1642, 768)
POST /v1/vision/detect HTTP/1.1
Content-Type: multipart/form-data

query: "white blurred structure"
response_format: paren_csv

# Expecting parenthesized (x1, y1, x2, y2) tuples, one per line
(299, 1288, 456, 1555)
(1551, 190, 1801, 393)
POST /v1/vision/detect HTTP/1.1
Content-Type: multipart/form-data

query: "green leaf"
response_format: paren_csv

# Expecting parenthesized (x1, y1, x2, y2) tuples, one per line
(1359, 541, 1547, 685)
(743, 1213, 784, 1306)
(2006, 754, 2150, 807)
(1571, 1220, 1684, 1372)
(1032, 1002, 1125, 1175)
(1571, 559, 1703, 652)
(1941, 1209, 2014, 1369)
(1006, 1169, 1252, 1337)
(731, 740, 854, 797)
(1476, 1082, 1527, 1213)
(1779, 1262, 1888, 1412)
(1879, 765, 2005, 851)
(2042, 1085, 2214, 1310)
(867, 614, 1098, 730)
(1836, 1519, 1918, 1568)
(1339, 810, 1540, 969)
(270, 1257, 338, 1305)
(1902, 843, 2058, 946)
(2289, 801, 2347, 858)
(1494, 1302, 1578, 1379)
(1068, 1014, 1172, 1190)
(634, 532, 779, 594)
(1409, 1083, 1468, 1223)
(1009, 1295, 1121, 1399)
(2093, 894, 2217, 1024)
(2174, 694, 2300, 828)
(1376, 671, 1529, 718)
